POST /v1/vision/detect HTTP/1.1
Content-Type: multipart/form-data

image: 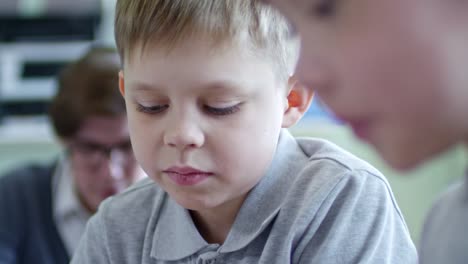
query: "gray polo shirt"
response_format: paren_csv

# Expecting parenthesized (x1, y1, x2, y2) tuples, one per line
(72, 130, 417, 263)
(419, 171, 468, 264)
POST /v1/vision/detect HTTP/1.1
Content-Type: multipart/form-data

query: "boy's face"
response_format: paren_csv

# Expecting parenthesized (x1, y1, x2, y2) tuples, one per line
(266, 0, 468, 169)
(120, 39, 293, 213)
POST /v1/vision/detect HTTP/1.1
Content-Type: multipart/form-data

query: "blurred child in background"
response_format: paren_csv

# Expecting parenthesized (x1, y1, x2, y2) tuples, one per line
(0, 46, 144, 263)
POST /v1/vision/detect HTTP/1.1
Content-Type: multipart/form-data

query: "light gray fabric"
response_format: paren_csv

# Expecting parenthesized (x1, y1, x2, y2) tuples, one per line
(419, 171, 468, 264)
(72, 130, 417, 264)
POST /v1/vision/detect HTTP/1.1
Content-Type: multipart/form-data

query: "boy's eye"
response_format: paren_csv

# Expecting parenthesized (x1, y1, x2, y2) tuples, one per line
(75, 142, 101, 154)
(136, 104, 169, 114)
(203, 104, 241, 116)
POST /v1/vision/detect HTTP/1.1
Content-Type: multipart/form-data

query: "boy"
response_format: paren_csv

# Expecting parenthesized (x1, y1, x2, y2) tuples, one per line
(262, 0, 468, 263)
(0, 47, 144, 263)
(71, 1, 417, 263)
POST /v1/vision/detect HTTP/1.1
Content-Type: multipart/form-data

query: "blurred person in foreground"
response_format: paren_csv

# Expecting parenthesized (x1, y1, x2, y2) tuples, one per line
(0, 46, 144, 264)
(261, 0, 468, 263)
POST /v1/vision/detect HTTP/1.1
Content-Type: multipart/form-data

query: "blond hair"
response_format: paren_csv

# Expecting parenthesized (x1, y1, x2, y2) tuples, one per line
(114, 0, 299, 81)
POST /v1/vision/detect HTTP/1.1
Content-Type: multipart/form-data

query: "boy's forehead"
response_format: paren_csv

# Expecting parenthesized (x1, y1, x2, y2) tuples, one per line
(129, 79, 256, 93)
(121, 36, 291, 89)
(125, 38, 257, 68)
(123, 38, 225, 67)
(123, 60, 284, 94)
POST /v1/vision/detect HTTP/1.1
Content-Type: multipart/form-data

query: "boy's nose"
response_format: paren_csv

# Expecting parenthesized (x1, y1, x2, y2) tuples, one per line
(163, 117, 205, 150)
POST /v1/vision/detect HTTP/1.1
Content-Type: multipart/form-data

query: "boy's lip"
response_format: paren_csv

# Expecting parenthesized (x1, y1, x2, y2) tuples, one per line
(163, 166, 213, 186)
(163, 166, 212, 175)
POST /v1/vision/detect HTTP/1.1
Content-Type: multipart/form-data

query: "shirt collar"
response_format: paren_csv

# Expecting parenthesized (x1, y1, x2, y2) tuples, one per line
(151, 129, 309, 261)
(150, 196, 209, 261)
(52, 155, 91, 221)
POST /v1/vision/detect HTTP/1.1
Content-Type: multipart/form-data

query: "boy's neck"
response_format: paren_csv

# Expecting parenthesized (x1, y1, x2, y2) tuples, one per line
(190, 194, 247, 244)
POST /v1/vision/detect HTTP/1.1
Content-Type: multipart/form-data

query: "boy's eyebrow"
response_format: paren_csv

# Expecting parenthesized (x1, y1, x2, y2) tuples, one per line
(129, 80, 246, 93)
(202, 81, 244, 93)
(129, 81, 165, 92)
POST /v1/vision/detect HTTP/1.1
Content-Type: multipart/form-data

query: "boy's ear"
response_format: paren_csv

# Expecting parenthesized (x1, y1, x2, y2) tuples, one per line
(282, 76, 314, 128)
(118, 70, 126, 97)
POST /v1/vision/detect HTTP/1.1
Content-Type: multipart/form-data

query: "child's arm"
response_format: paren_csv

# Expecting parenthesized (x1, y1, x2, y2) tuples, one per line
(293, 170, 418, 264)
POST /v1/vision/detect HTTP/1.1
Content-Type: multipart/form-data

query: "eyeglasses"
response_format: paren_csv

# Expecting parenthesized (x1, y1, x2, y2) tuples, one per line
(69, 139, 134, 168)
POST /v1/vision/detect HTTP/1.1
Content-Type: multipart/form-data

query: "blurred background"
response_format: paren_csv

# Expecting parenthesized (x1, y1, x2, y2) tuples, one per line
(0, 0, 466, 244)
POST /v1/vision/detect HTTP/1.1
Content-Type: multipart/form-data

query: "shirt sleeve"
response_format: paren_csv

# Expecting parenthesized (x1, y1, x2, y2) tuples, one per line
(71, 208, 111, 264)
(294, 170, 418, 264)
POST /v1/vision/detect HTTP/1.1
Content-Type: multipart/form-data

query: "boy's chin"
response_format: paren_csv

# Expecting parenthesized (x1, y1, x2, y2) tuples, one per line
(385, 155, 426, 172)
(376, 143, 446, 172)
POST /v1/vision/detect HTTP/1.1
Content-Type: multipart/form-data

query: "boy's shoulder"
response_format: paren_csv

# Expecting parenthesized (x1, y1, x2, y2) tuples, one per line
(266, 131, 398, 219)
(271, 131, 389, 192)
(229, 133, 415, 262)
(279, 134, 405, 225)
(291, 135, 394, 204)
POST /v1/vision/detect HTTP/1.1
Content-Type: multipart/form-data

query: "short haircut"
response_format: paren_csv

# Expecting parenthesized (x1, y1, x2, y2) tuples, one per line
(49, 46, 125, 139)
(114, 0, 299, 81)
